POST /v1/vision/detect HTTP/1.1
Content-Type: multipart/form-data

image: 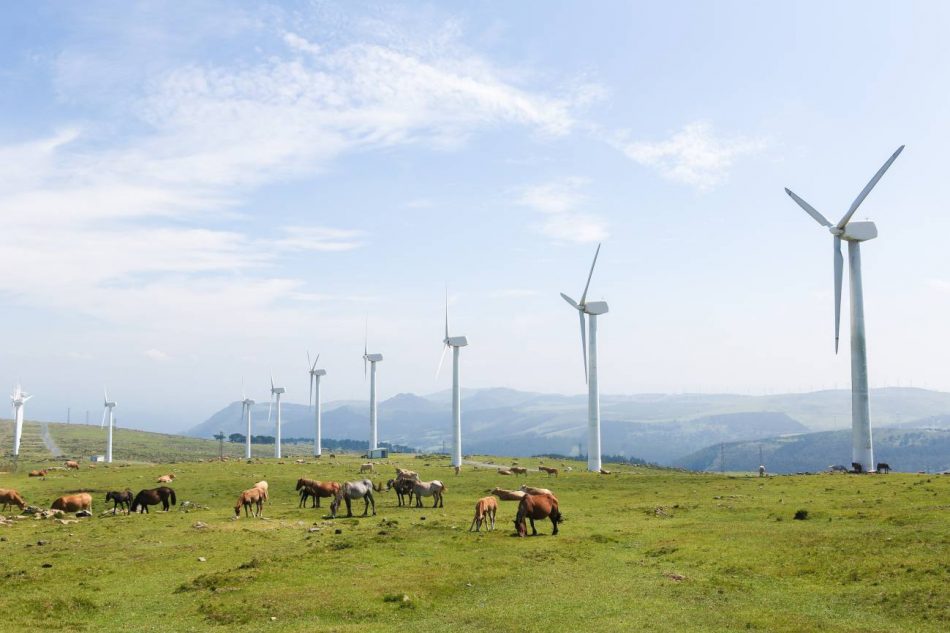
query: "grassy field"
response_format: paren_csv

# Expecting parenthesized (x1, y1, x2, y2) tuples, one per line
(1, 427, 948, 632)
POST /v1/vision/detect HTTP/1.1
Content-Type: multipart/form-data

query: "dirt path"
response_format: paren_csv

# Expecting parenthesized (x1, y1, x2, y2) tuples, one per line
(39, 422, 63, 457)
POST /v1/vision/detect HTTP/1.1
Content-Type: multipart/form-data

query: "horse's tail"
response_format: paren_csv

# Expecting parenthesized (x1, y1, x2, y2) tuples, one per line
(170, 489, 177, 506)
(553, 508, 563, 523)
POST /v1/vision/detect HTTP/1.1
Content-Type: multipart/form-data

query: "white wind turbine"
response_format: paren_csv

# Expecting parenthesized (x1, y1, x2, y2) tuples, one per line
(10, 383, 32, 458)
(241, 381, 255, 460)
(436, 289, 468, 468)
(308, 352, 327, 457)
(363, 323, 383, 451)
(785, 145, 904, 473)
(267, 375, 285, 459)
(101, 389, 117, 463)
(561, 243, 609, 472)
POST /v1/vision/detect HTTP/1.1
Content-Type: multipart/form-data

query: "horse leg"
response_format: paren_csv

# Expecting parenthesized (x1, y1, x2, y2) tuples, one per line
(529, 516, 537, 535)
(370, 492, 375, 516)
(490, 509, 496, 531)
(551, 514, 558, 536)
(345, 497, 353, 518)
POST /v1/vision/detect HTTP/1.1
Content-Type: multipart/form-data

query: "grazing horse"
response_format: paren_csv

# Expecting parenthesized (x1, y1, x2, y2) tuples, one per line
(28, 469, 48, 477)
(851, 462, 864, 474)
(234, 487, 266, 518)
(131, 487, 177, 513)
(0, 488, 27, 511)
(329, 480, 376, 518)
(520, 485, 557, 501)
(296, 479, 340, 508)
(51, 493, 93, 513)
(359, 463, 375, 474)
(538, 466, 559, 477)
(253, 480, 269, 501)
(514, 493, 561, 537)
(64, 460, 80, 470)
(385, 478, 415, 507)
(413, 480, 446, 508)
(497, 468, 513, 476)
(454, 465, 461, 476)
(156, 474, 175, 483)
(510, 467, 528, 477)
(876, 463, 891, 474)
(105, 490, 133, 514)
(469, 496, 497, 532)
(490, 487, 526, 502)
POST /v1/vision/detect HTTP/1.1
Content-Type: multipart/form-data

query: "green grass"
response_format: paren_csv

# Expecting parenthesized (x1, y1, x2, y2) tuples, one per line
(1, 448, 947, 632)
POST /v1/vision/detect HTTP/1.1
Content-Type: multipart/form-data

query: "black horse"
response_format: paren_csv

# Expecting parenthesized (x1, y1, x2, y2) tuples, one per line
(131, 486, 177, 513)
(876, 463, 891, 474)
(105, 490, 133, 514)
(385, 478, 415, 507)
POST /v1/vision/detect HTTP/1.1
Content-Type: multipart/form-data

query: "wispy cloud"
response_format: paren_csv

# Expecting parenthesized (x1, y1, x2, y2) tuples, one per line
(517, 178, 608, 243)
(144, 349, 170, 362)
(613, 122, 767, 191)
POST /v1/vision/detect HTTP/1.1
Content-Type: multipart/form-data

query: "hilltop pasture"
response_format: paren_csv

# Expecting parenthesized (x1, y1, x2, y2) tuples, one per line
(0, 424, 948, 632)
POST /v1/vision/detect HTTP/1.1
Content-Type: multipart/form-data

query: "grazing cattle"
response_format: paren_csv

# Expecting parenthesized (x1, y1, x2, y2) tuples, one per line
(64, 461, 79, 470)
(295, 479, 340, 508)
(51, 493, 93, 513)
(0, 489, 27, 511)
(156, 474, 175, 483)
(497, 468, 513, 476)
(514, 493, 561, 537)
(360, 463, 375, 474)
(520, 485, 557, 501)
(253, 480, 269, 501)
(413, 480, 446, 508)
(385, 478, 415, 507)
(538, 466, 558, 477)
(105, 490, 133, 514)
(28, 469, 48, 477)
(469, 496, 498, 532)
(876, 463, 891, 474)
(234, 487, 266, 518)
(330, 480, 376, 518)
(490, 487, 526, 502)
(510, 467, 528, 477)
(131, 487, 177, 513)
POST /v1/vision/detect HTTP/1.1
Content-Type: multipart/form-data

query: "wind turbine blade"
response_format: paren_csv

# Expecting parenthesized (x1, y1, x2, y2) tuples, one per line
(578, 312, 588, 384)
(436, 344, 449, 379)
(309, 374, 315, 409)
(580, 243, 602, 306)
(270, 374, 275, 391)
(834, 236, 843, 354)
(101, 408, 107, 428)
(267, 396, 273, 428)
(242, 377, 246, 401)
(307, 351, 312, 371)
(837, 145, 905, 229)
(784, 188, 832, 227)
(103, 388, 109, 404)
(560, 293, 578, 309)
(444, 286, 449, 340)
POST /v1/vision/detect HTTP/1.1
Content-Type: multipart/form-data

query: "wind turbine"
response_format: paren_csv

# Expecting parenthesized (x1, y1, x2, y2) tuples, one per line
(436, 289, 468, 468)
(785, 145, 904, 473)
(363, 323, 383, 451)
(267, 375, 285, 458)
(101, 389, 117, 463)
(10, 384, 32, 458)
(561, 243, 609, 472)
(308, 352, 327, 457)
(241, 381, 255, 460)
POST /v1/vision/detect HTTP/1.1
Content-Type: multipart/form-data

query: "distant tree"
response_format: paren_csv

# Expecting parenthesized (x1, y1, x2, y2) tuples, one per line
(229, 433, 245, 444)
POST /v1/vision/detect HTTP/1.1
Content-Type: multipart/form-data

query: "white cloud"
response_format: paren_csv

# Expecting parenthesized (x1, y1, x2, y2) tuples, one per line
(517, 178, 607, 243)
(283, 32, 321, 55)
(614, 122, 766, 191)
(144, 349, 170, 362)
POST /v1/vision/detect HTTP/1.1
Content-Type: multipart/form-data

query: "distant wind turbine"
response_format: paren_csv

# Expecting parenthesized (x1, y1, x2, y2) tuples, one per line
(363, 322, 383, 451)
(561, 243, 609, 472)
(308, 352, 327, 457)
(10, 383, 32, 458)
(784, 145, 904, 472)
(436, 288, 469, 468)
(267, 375, 285, 458)
(241, 380, 255, 459)
(101, 388, 117, 463)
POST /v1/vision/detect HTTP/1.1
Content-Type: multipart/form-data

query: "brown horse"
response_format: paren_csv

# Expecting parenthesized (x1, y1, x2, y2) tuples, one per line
(538, 466, 559, 477)
(469, 496, 498, 532)
(156, 474, 175, 483)
(28, 469, 48, 477)
(51, 493, 93, 513)
(514, 493, 561, 537)
(385, 477, 415, 506)
(235, 487, 265, 518)
(64, 460, 79, 470)
(105, 490, 133, 514)
(510, 466, 528, 477)
(296, 478, 340, 508)
(131, 487, 177, 513)
(0, 489, 27, 511)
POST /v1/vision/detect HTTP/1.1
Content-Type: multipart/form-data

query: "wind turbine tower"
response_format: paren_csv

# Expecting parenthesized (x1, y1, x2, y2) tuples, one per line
(561, 243, 609, 472)
(10, 384, 32, 457)
(241, 383, 255, 460)
(267, 376, 285, 458)
(363, 325, 384, 451)
(437, 289, 468, 468)
(785, 145, 904, 472)
(308, 352, 327, 457)
(101, 389, 117, 463)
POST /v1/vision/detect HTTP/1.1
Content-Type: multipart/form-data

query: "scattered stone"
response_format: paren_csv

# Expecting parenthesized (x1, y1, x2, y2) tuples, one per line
(192, 522, 208, 530)
(666, 573, 686, 582)
(37, 540, 49, 546)
(41, 563, 53, 568)
(308, 527, 320, 533)
(1, 536, 7, 541)
(55, 519, 77, 525)
(270, 617, 277, 621)
(334, 528, 342, 535)
(197, 557, 207, 562)
(75, 510, 92, 518)
(420, 516, 426, 521)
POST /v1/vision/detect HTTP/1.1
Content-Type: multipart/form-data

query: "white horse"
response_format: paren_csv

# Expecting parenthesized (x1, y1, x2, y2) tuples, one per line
(413, 480, 446, 508)
(330, 479, 376, 518)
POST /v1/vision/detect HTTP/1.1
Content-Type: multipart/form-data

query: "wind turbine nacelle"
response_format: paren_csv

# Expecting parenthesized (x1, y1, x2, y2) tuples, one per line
(841, 221, 877, 242)
(366, 353, 384, 362)
(272, 387, 286, 395)
(446, 336, 468, 347)
(312, 369, 327, 376)
(584, 301, 609, 315)
(243, 399, 256, 405)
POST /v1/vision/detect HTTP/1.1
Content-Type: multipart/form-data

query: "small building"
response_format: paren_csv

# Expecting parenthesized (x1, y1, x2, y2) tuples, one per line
(89, 455, 106, 463)
(367, 448, 389, 459)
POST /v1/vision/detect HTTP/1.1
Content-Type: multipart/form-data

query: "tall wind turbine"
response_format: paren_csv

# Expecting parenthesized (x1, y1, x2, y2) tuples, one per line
(10, 384, 32, 458)
(363, 323, 383, 451)
(308, 352, 327, 457)
(101, 389, 117, 463)
(436, 289, 468, 468)
(561, 243, 609, 472)
(785, 145, 904, 473)
(241, 381, 255, 460)
(267, 375, 285, 458)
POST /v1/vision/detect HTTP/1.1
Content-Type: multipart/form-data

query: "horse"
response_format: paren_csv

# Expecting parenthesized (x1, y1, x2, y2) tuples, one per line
(538, 466, 558, 477)
(51, 493, 93, 513)
(454, 465, 461, 476)
(235, 487, 265, 518)
(296, 479, 340, 508)
(413, 480, 446, 508)
(360, 463, 375, 474)
(520, 485, 557, 501)
(385, 477, 415, 507)
(510, 467, 528, 477)
(490, 487, 526, 502)
(105, 490, 133, 514)
(253, 480, 269, 501)
(876, 463, 891, 474)
(131, 487, 177, 513)
(64, 460, 80, 470)
(329, 480, 375, 518)
(0, 489, 27, 511)
(851, 462, 864, 474)
(28, 469, 48, 477)
(469, 496, 497, 532)
(156, 474, 175, 483)
(514, 492, 561, 537)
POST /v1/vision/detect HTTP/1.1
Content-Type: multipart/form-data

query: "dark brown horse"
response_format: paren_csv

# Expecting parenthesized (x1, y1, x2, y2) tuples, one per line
(106, 490, 133, 514)
(131, 487, 177, 513)
(385, 478, 415, 506)
(514, 493, 562, 537)
(295, 478, 340, 508)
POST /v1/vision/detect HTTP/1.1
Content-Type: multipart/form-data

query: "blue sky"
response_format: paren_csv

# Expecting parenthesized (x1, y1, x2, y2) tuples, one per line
(2, 1, 949, 432)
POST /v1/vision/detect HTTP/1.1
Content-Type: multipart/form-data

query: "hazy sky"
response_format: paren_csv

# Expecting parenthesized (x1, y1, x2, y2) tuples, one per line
(2, 1, 949, 432)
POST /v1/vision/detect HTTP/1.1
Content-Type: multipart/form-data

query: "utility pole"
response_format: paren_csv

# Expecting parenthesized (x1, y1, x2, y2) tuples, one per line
(67, 407, 71, 424)
(720, 443, 725, 473)
(85, 410, 89, 425)
(214, 430, 226, 460)
(759, 445, 763, 466)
